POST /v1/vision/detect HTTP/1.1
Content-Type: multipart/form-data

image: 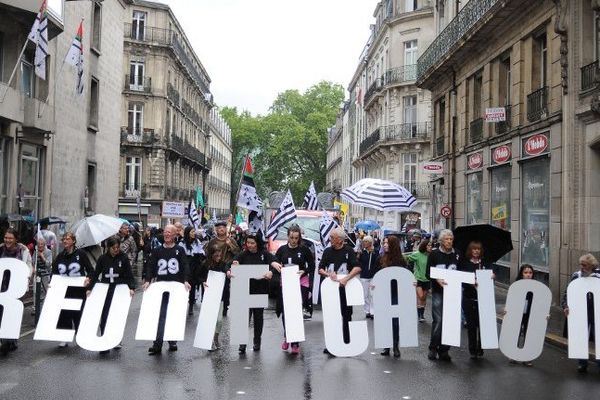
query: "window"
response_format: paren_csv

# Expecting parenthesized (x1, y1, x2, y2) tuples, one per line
(0, 31, 4, 82)
(521, 157, 550, 270)
(403, 153, 417, 192)
(490, 165, 511, 260)
(405, 0, 418, 12)
(89, 77, 99, 128)
(129, 61, 144, 90)
(403, 95, 417, 136)
(125, 157, 142, 194)
(438, 0, 446, 32)
(19, 144, 42, 219)
(128, 102, 143, 135)
(21, 58, 34, 98)
(533, 33, 547, 88)
(465, 172, 483, 224)
(473, 72, 483, 118)
(386, 0, 393, 17)
(499, 55, 511, 106)
(91, 1, 102, 51)
(595, 11, 600, 60)
(0, 137, 9, 213)
(404, 40, 418, 80)
(132, 11, 146, 41)
(86, 164, 96, 212)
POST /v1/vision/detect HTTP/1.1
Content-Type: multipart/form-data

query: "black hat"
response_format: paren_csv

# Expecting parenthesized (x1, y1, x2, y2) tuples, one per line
(214, 220, 227, 227)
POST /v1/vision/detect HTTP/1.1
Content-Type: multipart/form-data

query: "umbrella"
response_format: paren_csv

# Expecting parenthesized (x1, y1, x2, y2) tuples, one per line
(37, 216, 67, 225)
(355, 220, 380, 231)
(453, 224, 513, 264)
(70, 214, 123, 248)
(340, 178, 416, 212)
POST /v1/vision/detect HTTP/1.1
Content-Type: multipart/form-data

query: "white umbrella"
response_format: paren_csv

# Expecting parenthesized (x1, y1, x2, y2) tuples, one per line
(340, 178, 416, 212)
(70, 214, 123, 248)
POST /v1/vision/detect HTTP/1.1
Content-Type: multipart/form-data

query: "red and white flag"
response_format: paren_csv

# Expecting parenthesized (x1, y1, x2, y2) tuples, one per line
(65, 21, 84, 95)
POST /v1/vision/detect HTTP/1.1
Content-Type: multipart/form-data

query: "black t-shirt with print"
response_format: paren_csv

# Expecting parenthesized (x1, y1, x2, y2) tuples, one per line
(319, 245, 360, 275)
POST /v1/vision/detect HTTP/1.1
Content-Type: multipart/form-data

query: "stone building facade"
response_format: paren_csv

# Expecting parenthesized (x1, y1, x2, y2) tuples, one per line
(417, 0, 600, 301)
(118, 0, 230, 226)
(1, 0, 126, 225)
(207, 108, 233, 218)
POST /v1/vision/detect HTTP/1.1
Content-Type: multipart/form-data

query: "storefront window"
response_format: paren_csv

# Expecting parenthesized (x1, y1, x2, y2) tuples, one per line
(432, 182, 445, 231)
(465, 172, 483, 224)
(19, 143, 42, 219)
(521, 157, 549, 270)
(490, 166, 511, 263)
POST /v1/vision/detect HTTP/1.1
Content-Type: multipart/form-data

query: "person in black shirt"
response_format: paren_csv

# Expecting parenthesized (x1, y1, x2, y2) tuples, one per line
(318, 227, 361, 355)
(143, 224, 191, 355)
(458, 240, 495, 359)
(86, 235, 135, 354)
(232, 234, 281, 354)
(274, 225, 315, 354)
(51, 231, 94, 348)
(426, 229, 460, 361)
(179, 226, 205, 315)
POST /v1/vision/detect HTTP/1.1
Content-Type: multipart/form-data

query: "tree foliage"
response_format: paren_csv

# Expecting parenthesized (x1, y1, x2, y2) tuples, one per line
(221, 81, 344, 208)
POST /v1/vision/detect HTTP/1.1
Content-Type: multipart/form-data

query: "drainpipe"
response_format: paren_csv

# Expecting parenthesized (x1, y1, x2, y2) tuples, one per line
(450, 69, 458, 230)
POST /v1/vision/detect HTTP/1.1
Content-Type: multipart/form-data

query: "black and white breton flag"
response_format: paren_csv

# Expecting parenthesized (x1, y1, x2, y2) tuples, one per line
(188, 200, 200, 229)
(319, 210, 338, 247)
(266, 190, 296, 240)
(248, 207, 264, 235)
(303, 181, 319, 210)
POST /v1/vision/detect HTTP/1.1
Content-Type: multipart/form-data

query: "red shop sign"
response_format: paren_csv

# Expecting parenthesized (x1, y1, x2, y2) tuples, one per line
(524, 134, 549, 156)
(492, 145, 512, 164)
(467, 152, 483, 170)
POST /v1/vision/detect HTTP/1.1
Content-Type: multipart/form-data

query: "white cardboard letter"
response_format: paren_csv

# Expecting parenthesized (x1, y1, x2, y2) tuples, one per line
(282, 265, 305, 343)
(566, 277, 600, 359)
(229, 264, 269, 345)
(321, 275, 368, 357)
(476, 269, 499, 349)
(193, 270, 226, 349)
(34, 275, 86, 342)
(0, 259, 29, 339)
(499, 279, 551, 362)
(371, 267, 418, 348)
(429, 268, 475, 347)
(135, 281, 188, 341)
(76, 283, 132, 351)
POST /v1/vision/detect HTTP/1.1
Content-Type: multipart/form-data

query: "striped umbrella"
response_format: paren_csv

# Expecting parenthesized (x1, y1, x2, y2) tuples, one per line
(340, 178, 416, 212)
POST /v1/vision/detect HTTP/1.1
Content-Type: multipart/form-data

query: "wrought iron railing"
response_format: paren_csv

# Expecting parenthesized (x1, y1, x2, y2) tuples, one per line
(469, 118, 483, 143)
(383, 64, 417, 85)
(124, 75, 151, 93)
(581, 60, 599, 92)
(120, 127, 155, 145)
(417, 0, 500, 81)
(407, 183, 430, 199)
(327, 155, 342, 170)
(364, 78, 383, 104)
(495, 105, 512, 135)
(167, 83, 180, 106)
(359, 128, 381, 155)
(171, 36, 211, 95)
(436, 136, 445, 156)
(121, 183, 147, 199)
(527, 86, 548, 122)
(124, 23, 173, 44)
(381, 122, 431, 141)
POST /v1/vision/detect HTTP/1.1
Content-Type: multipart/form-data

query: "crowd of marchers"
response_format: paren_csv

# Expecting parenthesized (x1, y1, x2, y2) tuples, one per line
(0, 220, 598, 373)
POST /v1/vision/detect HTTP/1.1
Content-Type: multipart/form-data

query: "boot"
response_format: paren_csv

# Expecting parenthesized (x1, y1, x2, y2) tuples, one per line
(211, 333, 220, 351)
(393, 346, 400, 358)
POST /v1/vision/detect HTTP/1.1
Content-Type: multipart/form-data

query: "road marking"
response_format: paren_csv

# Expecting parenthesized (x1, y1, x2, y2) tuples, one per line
(236, 391, 246, 395)
(383, 370, 392, 374)
(243, 367, 252, 370)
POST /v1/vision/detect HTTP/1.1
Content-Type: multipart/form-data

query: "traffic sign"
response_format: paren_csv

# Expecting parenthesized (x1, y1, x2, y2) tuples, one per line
(440, 205, 452, 219)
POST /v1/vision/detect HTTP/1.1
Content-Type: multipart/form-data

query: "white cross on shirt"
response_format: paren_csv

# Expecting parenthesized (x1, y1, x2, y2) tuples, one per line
(105, 267, 120, 283)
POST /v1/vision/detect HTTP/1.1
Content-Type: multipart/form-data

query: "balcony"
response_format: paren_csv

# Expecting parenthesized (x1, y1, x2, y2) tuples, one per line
(381, 122, 431, 141)
(168, 134, 206, 166)
(383, 65, 417, 86)
(124, 75, 151, 93)
(167, 83, 180, 106)
(327, 155, 342, 171)
(527, 86, 548, 122)
(417, 0, 506, 86)
(121, 127, 155, 145)
(171, 36, 211, 96)
(364, 78, 383, 105)
(359, 128, 381, 155)
(469, 118, 483, 144)
(121, 184, 147, 199)
(124, 23, 172, 45)
(407, 183, 430, 199)
(581, 61, 599, 92)
(435, 136, 445, 157)
(495, 105, 512, 135)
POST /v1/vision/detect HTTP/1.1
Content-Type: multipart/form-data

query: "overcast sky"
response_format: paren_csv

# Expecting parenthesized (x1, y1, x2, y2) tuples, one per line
(161, 0, 379, 116)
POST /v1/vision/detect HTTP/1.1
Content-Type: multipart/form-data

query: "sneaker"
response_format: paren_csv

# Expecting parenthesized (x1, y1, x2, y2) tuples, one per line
(303, 312, 312, 320)
(148, 346, 161, 355)
(253, 343, 261, 352)
(58, 342, 68, 348)
(380, 348, 390, 356)
(238, 345, 247, 354)
(427, 349, 437, 360)
(291, 344, 300, 355)
(281, 340, 289, 351)
(418, 316, 426, 322)
(522, 361, 533, 367)
(99, 350, 110, 355)
(438, 352, 452, 362)
(168, 344, 178, 352)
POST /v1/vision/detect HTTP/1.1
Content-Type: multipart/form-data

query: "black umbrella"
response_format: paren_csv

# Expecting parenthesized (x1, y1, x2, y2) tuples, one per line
(453, 224, 513, 264)
(37, 216, 67, 225)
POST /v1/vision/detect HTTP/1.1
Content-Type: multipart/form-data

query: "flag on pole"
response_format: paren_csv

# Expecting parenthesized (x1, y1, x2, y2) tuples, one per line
(302, 181, 319, 210)
(188, 200, 200, 229)
(319, 210, 338, 247)
(248, 207, 264, 235)
(65, 21, 84, 95)
(266, 190, 296, 240)
(237, 156, 262, 211)
(28, 0, 49, 80)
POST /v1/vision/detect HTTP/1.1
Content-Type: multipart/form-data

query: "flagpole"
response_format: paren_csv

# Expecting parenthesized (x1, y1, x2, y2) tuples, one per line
(38, 17, 84, 118)
(0, 38, 30, 103)
(233, 153, 248, 219)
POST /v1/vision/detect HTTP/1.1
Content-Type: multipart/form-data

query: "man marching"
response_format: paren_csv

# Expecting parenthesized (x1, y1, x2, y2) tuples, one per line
(143, 224, 191, 355)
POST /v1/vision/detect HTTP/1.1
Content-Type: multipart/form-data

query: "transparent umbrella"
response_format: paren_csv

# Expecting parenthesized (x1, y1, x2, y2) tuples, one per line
(70, 214, 123, 248)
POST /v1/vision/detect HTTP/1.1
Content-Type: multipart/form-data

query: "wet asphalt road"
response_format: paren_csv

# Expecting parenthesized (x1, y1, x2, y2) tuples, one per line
(1, 294, 598, 400)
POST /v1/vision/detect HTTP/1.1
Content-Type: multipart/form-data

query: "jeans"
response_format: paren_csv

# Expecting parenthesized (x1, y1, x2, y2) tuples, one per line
(429, 291, 449, 353)
(249, 308, 264, 345)
(153, 292, 176, 348)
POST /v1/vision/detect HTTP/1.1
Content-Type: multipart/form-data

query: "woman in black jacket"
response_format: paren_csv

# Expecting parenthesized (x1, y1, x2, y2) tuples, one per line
(180, 226, 206, 315)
